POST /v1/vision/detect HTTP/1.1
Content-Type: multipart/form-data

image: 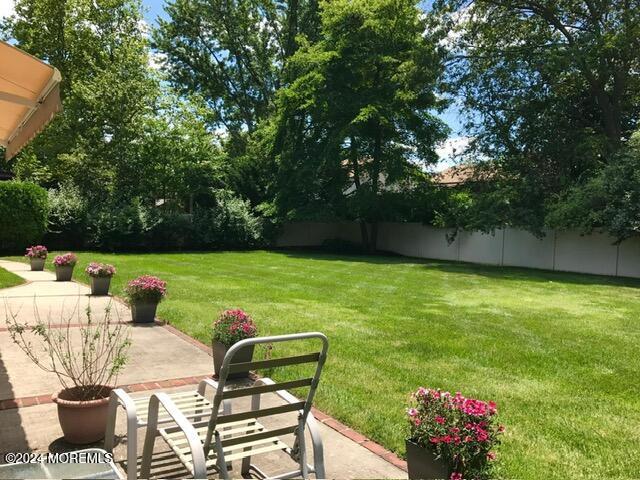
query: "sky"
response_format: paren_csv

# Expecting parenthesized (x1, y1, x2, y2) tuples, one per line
(1, 0, 467, 168)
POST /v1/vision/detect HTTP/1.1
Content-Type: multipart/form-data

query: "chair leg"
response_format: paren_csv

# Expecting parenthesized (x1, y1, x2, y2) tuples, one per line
(214, 432, 230, 480)
(297, 419, 309, 480)
(140, 398, 161, 479)
(104, 394, 119, 454)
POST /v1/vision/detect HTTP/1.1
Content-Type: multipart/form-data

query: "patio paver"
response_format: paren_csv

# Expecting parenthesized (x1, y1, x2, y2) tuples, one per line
(0, 260, 406, 478)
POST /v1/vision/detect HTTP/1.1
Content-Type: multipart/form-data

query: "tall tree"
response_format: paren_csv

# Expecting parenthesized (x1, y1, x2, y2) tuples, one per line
(2, 0, 156, 199)
(153, 0, 321, 145)
(272, 0, 448, 250)
(434, 0, 640, 232)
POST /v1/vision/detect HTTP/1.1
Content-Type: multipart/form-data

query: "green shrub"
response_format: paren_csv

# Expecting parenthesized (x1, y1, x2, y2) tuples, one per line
(86, 198, 155, 251)
(194, 190, 265, 249)
(0, 181, 48, 252)
(46, 184, 88, 249)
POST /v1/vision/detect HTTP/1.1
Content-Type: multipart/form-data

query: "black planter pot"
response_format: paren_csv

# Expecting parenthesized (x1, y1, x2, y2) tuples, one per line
(212, 340, 255, 379)
(55, 265, 74, 281)
(90, 276, 112, 296)
(130, 300, 158, 323)
(405, 439, 450, 480)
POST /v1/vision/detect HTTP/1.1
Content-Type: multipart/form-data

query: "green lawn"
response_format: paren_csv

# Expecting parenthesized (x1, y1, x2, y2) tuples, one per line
(0, 266, 24, 289)
(7, 250, 640, 478)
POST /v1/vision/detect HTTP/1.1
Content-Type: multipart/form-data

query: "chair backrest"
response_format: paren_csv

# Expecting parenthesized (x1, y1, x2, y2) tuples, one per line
(205, 332, 328, 443)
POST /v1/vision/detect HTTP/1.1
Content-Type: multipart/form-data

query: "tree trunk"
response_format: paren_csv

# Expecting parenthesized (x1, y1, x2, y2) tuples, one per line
(368, 123, 383, 254)
(285, 0, 299, 59)
(359, 220, 370, 252)
(369, 222, 378, 252)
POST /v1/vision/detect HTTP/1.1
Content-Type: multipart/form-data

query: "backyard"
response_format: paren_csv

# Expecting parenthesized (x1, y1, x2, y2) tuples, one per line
(4, 249, 639, 479)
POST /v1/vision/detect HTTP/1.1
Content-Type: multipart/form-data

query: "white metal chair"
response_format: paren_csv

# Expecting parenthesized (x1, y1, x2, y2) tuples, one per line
(140, 332, 328, 479)
(104, 378, 229, 480)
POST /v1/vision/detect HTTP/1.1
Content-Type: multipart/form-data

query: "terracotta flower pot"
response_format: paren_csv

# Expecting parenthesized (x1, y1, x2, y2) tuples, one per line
(90, 276, 112, 296)
(55, 265, 74, 281)
(52, 386, 113, 444)
(29, 257, 45, 271)
(212, 340, 255, 379)
(130, 300, 158, 323)
(405, 439, 450, 480)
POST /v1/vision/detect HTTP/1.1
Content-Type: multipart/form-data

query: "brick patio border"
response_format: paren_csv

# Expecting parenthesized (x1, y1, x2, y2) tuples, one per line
(0, 375, 204, 411)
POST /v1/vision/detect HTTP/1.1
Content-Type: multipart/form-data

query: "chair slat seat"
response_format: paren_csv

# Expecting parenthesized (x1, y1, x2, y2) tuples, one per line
(134, 392, 214, 425)
(159, 417, 291, 472)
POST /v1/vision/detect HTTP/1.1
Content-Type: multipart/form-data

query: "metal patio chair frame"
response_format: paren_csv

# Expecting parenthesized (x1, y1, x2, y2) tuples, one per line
(104, 379, 230, 480)
(139, 332, 328, 479)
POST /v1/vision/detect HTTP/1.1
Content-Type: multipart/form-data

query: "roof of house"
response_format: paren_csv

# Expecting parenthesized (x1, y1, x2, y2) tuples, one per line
(433, 165, 476, 186)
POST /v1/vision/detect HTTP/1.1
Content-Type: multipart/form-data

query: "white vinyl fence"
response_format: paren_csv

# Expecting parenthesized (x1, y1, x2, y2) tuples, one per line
(277, 222, 640, 278)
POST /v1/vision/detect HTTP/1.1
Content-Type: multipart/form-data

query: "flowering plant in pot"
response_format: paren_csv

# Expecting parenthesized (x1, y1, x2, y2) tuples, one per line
(86, 263, 116, 296)
(53, 252, 78, 281)
(25, 245, 48, 271)
(6, 302, 131, 444)
(212, 309, 257, 379)
(406, 388, 504, 480)
(125, 275, 167, 323)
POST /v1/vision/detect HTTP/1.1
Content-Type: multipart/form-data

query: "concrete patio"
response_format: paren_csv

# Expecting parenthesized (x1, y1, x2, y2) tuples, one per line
(0, 259, 406, 479)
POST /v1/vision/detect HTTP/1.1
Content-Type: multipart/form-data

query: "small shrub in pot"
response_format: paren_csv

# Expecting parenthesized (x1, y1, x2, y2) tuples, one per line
(6, 302, 131, 444)
(406, 387, 504, 480)
(125, 275, 167, 323)
(53, 252, 77, 281)
(86, 262, 116, 296)
(25, 245, 48, 271)
(212, 309, 257, 378)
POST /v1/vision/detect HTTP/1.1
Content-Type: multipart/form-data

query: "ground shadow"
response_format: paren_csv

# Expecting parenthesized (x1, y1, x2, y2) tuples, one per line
(277, 248, 640, 289)
(0, 350, 30, 463)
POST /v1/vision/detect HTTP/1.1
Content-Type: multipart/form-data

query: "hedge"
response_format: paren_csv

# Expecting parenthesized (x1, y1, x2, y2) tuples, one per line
(0, 181, 49, 252)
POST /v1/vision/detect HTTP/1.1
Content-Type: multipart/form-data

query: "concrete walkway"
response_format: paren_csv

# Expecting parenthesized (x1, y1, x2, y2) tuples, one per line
(0, 260, 405, 479)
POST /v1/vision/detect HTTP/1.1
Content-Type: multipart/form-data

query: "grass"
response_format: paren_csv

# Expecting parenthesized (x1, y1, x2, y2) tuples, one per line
(0, 265, 24, 289)
(6, 250, 640, 478)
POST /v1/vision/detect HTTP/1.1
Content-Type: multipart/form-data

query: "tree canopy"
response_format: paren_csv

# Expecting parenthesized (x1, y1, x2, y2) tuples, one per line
(270, 0, 448, 249)
(434, 0, 640, 235)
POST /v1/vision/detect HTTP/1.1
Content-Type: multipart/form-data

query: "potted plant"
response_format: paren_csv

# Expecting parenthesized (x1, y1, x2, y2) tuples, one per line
(25, 245, 48, 271)
(406, 388, 504, 480)
(6, 302, 131, 444)
(86, 262, 116, 296)
(212, 309, 257, 379)
(125, 275, 167, 323)
(53, 252, 78, 281)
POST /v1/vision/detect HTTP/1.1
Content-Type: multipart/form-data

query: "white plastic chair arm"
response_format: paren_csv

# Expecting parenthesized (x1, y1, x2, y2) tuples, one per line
(197, 378, 219, 397)
(104, 388, 139, 480)
(141, 393, 207, 479)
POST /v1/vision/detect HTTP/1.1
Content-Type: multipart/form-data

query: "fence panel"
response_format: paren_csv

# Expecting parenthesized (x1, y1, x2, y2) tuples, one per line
(277, 222, 639, 278)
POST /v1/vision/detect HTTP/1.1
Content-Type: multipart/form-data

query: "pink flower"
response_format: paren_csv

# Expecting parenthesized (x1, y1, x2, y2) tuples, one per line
(25, 245, 47, 259)
(435, 415, 446, 424)
(407, 408, 418, 417)
(53, 253, 77, 267)
(487, 451, 496, 461)
(450, 473, 463, 480)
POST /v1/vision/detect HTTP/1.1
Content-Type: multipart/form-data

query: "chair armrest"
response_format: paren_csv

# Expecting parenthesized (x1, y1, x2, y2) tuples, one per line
(141, 393, 207, 479)
(104, 389, 139, 480)
(197, 378, 219, 397)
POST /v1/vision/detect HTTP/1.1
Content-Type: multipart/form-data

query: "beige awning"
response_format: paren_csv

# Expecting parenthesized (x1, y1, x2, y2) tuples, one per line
(0, 41, 62, 160)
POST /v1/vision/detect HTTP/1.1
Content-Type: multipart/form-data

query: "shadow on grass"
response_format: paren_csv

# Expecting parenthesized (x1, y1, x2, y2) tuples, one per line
(276, 248, 640, 289)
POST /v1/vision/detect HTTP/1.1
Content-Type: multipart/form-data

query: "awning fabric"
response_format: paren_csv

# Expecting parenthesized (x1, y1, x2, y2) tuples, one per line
(0, 41, 62, 160)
